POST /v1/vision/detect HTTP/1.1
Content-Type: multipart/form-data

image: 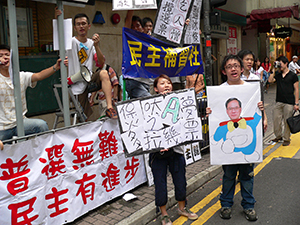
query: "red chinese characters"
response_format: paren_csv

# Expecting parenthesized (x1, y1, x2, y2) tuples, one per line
(75, 173, 96, 204)
(71, 139, 94, 170)
(45, 187, 69, 218)
(101, 163, 120, 192)
(98, 130, 118, 160)
(124, 157, 139, 184)
(0, 155, 30, 196)
(39, 144, 66, 179)
(8, 197, 39, 225)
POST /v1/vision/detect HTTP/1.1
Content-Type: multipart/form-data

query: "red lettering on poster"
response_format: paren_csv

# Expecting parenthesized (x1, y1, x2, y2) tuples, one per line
(39, 144, 66, 179)
(8, 197, 38, 225)
(75, 173, 96, 204)
(45, 187, 69, 218)
(98, 130, 118, 160)
(71, 139, 94, 170)
(0, 155, 30, 196)
(101, 163, 120, 192)
(124, 157, 139, 184)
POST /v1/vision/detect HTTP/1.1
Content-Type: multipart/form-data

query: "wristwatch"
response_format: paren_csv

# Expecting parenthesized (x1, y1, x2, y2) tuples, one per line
(295, 103, 299, 106)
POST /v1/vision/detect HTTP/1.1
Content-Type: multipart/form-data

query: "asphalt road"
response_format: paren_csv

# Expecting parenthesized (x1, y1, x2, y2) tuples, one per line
(146, 133, 300, 225)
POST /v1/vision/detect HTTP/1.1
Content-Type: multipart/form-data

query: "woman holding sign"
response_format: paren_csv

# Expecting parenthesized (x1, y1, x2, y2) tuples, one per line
(150, 75, 198, 225)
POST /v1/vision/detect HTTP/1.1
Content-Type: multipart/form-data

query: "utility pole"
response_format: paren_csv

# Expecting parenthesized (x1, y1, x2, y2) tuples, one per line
(203, 0, 212, 86)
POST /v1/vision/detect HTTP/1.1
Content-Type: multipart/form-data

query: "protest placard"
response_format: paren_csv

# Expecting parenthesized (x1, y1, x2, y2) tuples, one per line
(113, 0, 157, 11)
(152, 0, 194, 45)
(207, 83, 263, 165)
(117, 88, 203, 156)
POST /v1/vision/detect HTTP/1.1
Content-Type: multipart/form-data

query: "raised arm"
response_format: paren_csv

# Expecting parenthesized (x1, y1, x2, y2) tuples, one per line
(125, 10, 133, 29)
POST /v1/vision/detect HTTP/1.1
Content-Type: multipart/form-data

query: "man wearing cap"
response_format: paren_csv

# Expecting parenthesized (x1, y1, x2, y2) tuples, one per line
(288, 56, 300, 75)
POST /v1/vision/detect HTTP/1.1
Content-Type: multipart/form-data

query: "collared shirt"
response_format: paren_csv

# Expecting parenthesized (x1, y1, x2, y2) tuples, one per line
(0, 72, 36, 130)
(240, 71, 259, 81)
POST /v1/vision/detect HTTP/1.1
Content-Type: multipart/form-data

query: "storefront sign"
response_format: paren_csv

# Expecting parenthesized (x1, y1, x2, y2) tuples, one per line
(274, 27, 292, 38)
(211, 22, 229, 39)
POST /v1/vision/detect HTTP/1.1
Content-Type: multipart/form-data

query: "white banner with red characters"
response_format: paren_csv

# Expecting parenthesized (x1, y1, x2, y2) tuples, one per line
(0, 119, 147, 225)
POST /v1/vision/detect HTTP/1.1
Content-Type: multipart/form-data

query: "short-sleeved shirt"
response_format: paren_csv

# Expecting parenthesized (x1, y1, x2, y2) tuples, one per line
(240, 72, 259, 81)
(288, 62, 300, 74)
(274, 71, 298, 105)
(0, 72, 36, 130)
(67, 37, 96, 95)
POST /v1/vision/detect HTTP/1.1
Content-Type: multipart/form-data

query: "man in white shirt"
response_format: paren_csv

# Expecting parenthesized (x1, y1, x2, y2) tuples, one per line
(238, 50, 259, 81)
(0, 44, 65, 141)
(56, 11, 116, 119)
(288, 55, 300, 74)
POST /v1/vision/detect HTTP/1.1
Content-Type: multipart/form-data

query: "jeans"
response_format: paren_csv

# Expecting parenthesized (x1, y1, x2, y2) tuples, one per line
(150, 152, 186, 207)
(220, 164, 255, 209)
(125, 79, 151, 99)
(0, 118, 49, 141)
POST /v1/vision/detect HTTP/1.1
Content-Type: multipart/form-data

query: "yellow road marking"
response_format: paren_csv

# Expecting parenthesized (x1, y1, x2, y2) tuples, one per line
(173, 133, 300, 225)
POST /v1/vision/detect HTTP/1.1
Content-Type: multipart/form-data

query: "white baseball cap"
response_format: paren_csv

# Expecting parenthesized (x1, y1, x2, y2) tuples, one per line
(292, 55, 298, 59)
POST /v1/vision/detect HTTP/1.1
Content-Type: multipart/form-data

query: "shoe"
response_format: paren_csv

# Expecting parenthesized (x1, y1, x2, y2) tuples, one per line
(271, 137, 282, 142)
(282, 141, 290, 146)
(105, 108, 118, 119)
(220, 207, 231, 219)
(243, 208, 258, 221)
(161, 215, 172, 225)
(177, 207, 198, 220)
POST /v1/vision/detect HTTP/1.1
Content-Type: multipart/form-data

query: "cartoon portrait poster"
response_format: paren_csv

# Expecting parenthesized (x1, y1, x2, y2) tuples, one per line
(207, 83, 263, 165)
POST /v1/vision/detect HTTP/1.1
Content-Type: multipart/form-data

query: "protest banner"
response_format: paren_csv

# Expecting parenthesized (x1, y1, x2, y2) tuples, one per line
(122, 27, 204, 79)
(207, 83, 263, 165)
(0, 119, 146, 225)
(116, 88, 203, 157)
(152, 0, 194, 45)
(112, 0, 157, 11)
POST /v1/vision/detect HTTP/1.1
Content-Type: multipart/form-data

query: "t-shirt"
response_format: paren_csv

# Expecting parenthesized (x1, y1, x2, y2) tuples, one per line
(250, 67, 264, 79)
(0, 72, 36, 130)
(67, 37, 96, 95)
(288, 62, 300, 74)
(262, 62, 271, 72)
(240, 71, 259, 81)
(274, 71, 298, 105)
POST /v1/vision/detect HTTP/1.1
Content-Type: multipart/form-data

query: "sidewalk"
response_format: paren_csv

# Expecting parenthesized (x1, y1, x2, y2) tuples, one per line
(33, 84, 276, 225)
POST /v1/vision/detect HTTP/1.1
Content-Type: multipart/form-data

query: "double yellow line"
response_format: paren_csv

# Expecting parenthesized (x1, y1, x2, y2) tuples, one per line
(173, 133, 300, 225)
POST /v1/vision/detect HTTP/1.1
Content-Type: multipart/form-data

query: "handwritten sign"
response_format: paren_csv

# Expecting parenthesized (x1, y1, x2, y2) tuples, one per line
(152, 0, 194, 45)
(117, 89, 203, 156)
(184, 0, 202, 44)
(112, 0, 157, 10)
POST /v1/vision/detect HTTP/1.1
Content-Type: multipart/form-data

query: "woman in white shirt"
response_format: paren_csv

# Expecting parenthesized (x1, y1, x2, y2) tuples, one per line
(251, 58, 264, 80)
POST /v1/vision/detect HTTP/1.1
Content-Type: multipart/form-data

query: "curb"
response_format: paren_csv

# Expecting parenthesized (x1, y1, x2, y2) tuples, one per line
(116, 165, 222, 225)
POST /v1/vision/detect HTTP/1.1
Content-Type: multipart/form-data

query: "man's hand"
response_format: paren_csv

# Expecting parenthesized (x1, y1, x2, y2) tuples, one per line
(294, 104, 299, 111)
(92, 33, 100, 46)
(257, 101, 264, 111)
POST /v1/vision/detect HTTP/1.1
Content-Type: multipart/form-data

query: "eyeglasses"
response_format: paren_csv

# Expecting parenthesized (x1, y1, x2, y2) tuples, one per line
(225, 64, 241, 70)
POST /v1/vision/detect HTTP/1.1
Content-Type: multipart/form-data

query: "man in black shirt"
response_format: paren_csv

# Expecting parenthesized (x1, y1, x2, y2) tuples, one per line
(268, 56, 299, 146)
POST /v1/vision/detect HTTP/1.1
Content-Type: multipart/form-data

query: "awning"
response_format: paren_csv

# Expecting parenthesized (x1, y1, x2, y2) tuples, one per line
(250, 5, 299, 21)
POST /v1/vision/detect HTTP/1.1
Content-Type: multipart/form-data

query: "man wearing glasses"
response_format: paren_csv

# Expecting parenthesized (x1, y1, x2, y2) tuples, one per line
(206, 54, 267, 221)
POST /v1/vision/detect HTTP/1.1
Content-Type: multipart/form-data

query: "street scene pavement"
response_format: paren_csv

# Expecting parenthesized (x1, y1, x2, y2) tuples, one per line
(54, 82, 285, 225)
